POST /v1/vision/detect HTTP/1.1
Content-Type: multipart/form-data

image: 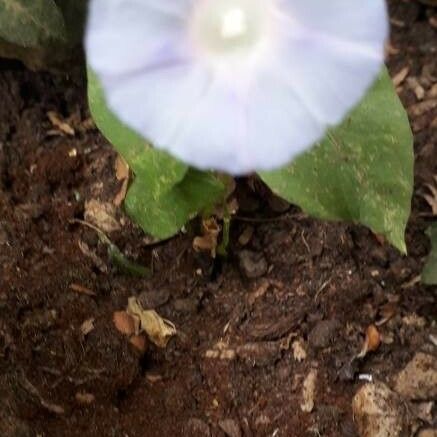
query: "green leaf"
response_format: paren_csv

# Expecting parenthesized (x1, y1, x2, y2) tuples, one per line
(0, 0, 66, 47)
(260, 69, 414, 252)
(423, 223, 437, 285)
(54, 0, 87, 44)
(87, 69, 225, 239)
(125, 169, 225, 239)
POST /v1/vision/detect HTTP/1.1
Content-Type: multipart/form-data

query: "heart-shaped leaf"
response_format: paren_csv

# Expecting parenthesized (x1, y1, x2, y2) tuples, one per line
(260, 69, 414, 252)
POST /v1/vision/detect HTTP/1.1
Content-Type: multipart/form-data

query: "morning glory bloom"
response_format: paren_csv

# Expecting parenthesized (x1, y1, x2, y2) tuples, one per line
(86, 0, 388, 175)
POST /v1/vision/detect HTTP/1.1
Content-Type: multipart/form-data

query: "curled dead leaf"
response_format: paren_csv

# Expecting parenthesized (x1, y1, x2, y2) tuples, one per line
(127, 297, 176, 348)
(115, 155, 129, 181)
(193, 217, 221, 258)
(358, 324, 381, 358)
(113, 311, 136, 336)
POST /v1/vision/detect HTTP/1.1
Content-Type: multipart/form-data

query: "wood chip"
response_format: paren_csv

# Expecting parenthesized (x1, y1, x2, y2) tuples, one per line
(47, 111, 75, 136)
(75, 392, 95, 405)
(80, 318, 95, 336)
(69, 283, 96, 297)
(392, 66, 409, 87)
(409, 99, 437, 117)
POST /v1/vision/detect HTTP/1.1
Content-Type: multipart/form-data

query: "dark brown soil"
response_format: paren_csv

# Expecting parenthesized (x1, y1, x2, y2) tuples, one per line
(0, 1, 436, 436)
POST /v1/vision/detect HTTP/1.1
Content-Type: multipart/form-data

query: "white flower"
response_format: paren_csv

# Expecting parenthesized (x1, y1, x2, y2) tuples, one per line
(86, 0, 388, 175)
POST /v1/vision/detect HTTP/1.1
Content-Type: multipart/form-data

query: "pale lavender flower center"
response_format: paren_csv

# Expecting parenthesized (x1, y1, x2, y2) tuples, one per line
(190, 0, 272, 59)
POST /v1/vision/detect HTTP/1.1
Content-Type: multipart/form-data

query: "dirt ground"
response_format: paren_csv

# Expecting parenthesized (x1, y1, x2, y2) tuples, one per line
(0, 1, 436, 436)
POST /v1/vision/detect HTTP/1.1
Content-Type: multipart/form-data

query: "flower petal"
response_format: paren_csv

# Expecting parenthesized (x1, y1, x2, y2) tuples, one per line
(86, 0, 193, 77)
(269, 0, 388, 125)
(104, 62, 211, 150)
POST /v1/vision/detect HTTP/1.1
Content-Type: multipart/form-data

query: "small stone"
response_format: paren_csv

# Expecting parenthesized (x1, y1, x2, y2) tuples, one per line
(218, 419, 242, 437)
(308, 319, 340, 349)
(185, 418, 211, 436)
(301, 368, 318, 413)
(238, 250, 268, 279)
(394, 353, 437, 400)
(138, 289, 170, 309)
(352, 382, 408, 437)
(173, 297, 198, 314)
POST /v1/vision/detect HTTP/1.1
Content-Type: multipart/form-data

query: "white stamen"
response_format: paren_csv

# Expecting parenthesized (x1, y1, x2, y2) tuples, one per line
(221, 8, 247, 39)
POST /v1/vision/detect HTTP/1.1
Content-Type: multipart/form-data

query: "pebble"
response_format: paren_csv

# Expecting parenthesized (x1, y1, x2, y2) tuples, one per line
(218, 419, 242, 437)
(394, 352, 437, 400)
(352, 382, 408, 437)
(173, 297, 198, 314)
(238, 250, 268, 279)
(308, 319, 340, 349)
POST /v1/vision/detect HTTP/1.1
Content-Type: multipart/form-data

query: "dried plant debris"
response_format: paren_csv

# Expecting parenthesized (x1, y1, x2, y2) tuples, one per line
(193, 217, 221, 258)
(357, 324, 381, 359)
(84, 199, 121, 233)
(127, 297, 176, 348)
(300, 368, 318, 413)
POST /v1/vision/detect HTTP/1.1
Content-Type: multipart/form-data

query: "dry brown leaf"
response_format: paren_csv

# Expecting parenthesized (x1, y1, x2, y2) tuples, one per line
(115, 155, 129, 181)
(358, 324, 381, 358)
(114, 179, 129, 207)
(47, 111, 75, 136)
(113, 311, 136, 336)
(113, 156, 130, 206)
(80, 318, 95, 336)
(84, 199, 120, 233)
(193, 217, 221, 258)
(127, 297, 176, 348)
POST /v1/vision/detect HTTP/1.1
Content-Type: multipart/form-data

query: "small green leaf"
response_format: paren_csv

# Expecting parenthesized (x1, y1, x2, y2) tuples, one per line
(260, 69, 414, 252)
(125, 169, 225, 239)
(423, 223, 437, 285)
(0, 0, 67, 47)
(87, 69, 225, 239)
